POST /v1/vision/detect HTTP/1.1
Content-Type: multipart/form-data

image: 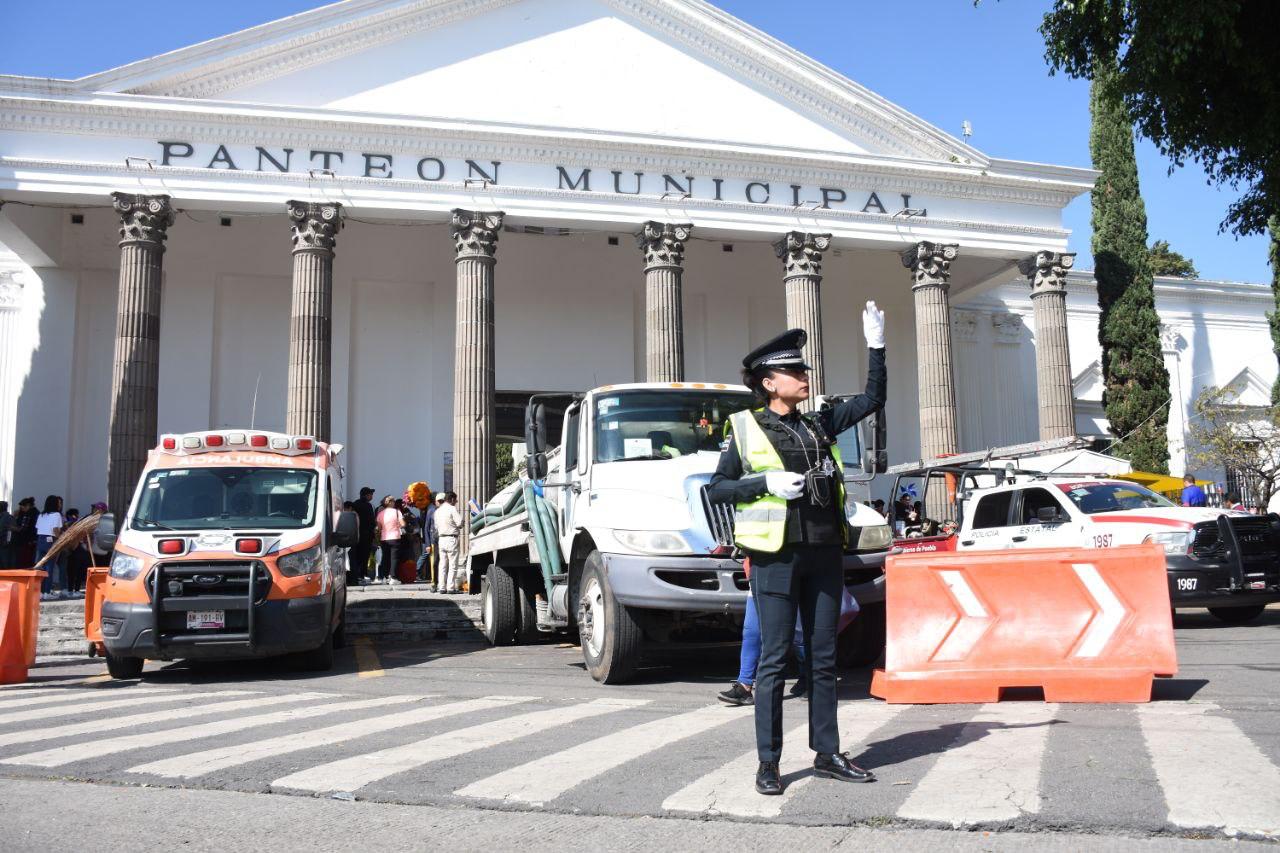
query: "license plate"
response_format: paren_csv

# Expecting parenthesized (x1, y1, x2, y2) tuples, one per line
(187, 610, 225, 630)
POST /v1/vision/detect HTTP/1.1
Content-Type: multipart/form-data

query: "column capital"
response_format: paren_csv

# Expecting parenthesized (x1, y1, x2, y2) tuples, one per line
(636, 221, 692, 270)
(287, 201, 344, 254)
(773, 231, 831, 279)
(111, 193, 174, 249)
(451, 209, 504, 261)
(1018, 250, 1075, 297)
(901, 241, 958, 289)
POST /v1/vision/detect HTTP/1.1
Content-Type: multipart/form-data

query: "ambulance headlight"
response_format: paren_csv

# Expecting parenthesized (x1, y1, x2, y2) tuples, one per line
(614, 530, 691, 555)
(854, 524, 893, 551)
(1144, 530, 1193, 556)
(109, 553, 144, 580)
(278, 545, 323, 577)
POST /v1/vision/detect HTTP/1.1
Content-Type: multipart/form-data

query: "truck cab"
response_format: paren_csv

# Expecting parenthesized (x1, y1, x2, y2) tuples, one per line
(95, 430, 360, 679)
(468, 382, 891, 683)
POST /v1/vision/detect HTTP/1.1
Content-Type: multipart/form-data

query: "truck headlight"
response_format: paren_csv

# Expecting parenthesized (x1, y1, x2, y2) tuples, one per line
(1144, 531, 1193, 556)
(109, 553, 144, 580)
(855, 524, 893, 551)
(278, 545, 322, 577)
(614, 530, 691, 555)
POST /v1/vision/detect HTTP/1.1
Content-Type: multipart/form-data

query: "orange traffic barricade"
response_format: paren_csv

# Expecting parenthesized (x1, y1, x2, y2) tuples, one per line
(84, 566, 110, 656)
(0, 580, 29, 684)
(870, 543, 1177, 704)
(0, 569, 48, 667)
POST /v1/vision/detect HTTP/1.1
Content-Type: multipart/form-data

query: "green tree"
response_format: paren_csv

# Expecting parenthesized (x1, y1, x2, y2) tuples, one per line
(1040, 0, 1280, 237)
(1147, 240, 1198, 279)
(1269, 217, 1280, 404)
(1189, 385, 1280, 506)
(495, 442, 519, 491)
(1090, 57, 1170, 473)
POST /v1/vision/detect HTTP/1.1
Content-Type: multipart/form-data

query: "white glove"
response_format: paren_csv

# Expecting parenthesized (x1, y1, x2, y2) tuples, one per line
(765, 471, 805, 500)
(863, 300, 886, 349)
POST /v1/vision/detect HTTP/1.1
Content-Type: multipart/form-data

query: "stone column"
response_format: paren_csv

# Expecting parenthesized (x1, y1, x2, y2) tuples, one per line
(637, 222, 692, 382)
(774, 231, 832, 406)
(1019, 250, 1077, 440)
(107, 193, 175, 516)
(451, 209, 504, 516)
(285, 201, 343, 442)
(902, 241, 960, 464)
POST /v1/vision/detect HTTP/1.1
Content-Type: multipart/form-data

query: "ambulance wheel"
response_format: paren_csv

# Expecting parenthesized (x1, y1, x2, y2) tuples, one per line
(482, 565, 519, 646)
(296, 629, 335, 672)
(1208, 604, 1267, 624)
(837, 603, 886, 669)
(578, 551, 642, 684)
(104, 650, 144, 680)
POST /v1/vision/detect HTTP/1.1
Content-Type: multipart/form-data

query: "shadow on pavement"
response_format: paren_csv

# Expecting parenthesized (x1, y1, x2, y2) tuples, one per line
(853, 717, 1066, 771)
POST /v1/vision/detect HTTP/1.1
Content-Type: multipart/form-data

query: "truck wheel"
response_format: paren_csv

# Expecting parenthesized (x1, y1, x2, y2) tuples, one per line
(1208, 604, 1267, 624)
(837, 603, 886, 669)
(515, 569, 541, 643)
(577, 551, 642, 684)
(482, 565, 519, 646)
(104, 650, 144, 680)
(296, 629, 335, 672)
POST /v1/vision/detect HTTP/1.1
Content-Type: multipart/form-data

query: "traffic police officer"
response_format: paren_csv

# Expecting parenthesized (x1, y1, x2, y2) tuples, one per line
(707, 301, 886, 795)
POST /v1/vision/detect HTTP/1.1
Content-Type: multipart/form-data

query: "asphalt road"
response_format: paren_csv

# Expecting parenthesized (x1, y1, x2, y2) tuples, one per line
(1, 605, 1277, 850)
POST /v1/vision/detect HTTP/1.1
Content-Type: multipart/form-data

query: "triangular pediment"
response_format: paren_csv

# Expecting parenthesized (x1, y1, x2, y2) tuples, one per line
(1220, 367, 1273, 408)
(1073, 360, 1104, 402)
(73, 0, 983, 163)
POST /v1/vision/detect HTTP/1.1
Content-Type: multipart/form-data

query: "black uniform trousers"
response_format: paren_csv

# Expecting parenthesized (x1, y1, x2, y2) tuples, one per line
(749, 543, 843, 762)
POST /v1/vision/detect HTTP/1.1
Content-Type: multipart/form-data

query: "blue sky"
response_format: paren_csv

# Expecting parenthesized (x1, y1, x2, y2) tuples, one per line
(2, 0, 1270, 283)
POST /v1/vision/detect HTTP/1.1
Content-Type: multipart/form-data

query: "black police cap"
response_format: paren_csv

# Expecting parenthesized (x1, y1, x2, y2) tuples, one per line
(742, 328, 812, 372)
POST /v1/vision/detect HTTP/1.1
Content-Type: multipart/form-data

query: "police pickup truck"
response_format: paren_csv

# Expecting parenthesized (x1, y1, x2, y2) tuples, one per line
(888, 442, 1280, 624)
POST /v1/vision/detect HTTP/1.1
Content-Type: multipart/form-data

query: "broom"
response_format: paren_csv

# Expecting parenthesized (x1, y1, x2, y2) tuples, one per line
(33, 511, 104, 571)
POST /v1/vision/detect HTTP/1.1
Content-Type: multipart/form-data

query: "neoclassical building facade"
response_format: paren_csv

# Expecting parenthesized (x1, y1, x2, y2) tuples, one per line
(0, 0, 1271, 510)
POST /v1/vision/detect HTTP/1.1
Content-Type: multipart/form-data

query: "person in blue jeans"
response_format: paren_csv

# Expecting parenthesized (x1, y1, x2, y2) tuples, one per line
(34, 494, 67, 599)
(719, 593, 808, 706)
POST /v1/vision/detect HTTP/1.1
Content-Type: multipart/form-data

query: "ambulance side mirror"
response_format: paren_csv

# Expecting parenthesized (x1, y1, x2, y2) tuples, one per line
(93, 513, 117, 553)
(332, 511, 360, 548)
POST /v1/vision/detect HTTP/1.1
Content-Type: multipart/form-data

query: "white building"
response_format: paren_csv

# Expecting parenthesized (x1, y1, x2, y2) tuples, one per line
(0, 0, 1272, 511)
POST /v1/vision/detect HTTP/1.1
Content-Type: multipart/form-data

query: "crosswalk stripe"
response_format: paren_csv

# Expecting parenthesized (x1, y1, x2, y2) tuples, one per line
(0, 691, 326, 751)
(1, 693, 400, 768)
(0, 689, 217, 726)
(897, 702, 1059, 826)
(129, 695, 532, 779)
(0, 687, 177, 711)
(455, 698, 700, 804)
(1138, 702, 1280, 837)
(273, 697, 635, 793)
(662, 700, 906, 818)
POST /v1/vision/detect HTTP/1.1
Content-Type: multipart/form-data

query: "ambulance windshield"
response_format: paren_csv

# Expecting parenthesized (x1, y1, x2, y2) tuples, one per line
(593, 390, 754, 463)
(133, 467, 318, 530)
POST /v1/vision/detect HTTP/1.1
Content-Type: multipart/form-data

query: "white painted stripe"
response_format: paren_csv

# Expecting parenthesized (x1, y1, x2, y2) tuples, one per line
(1072, 562, 1127, 658)
(1138, 702, 1280, 837)
(0, 689, 205, 726)
(939, 570, 986, 618)
(0, 691, 279, 748)
(0, 687, 177, 711)
(459, 699, 744, 804)
(3, 694, 401, 768)
(897, 703, 1059, 826)
(663, 700, 906, 818)
(274, 697, 635, 793)
(130, 695, 527, 779)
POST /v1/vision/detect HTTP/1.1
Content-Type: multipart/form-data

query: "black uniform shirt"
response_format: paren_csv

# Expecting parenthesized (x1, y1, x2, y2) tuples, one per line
(707, 347, 887, 547)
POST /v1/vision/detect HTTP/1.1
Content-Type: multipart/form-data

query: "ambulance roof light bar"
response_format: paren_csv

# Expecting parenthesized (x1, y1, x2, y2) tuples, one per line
(157, 430, 319, 456)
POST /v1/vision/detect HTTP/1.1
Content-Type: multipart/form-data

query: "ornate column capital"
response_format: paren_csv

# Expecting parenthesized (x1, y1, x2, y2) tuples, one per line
(636, 221, 692, 270)
(1018, 250, 1075, 297)
(111, 193, 174, 249)
(773, 231, 831, 279)
(287, 201, 343, 254)
(0, 270, 23, 311)
(450, 209, 504, 262)
(901, 241, 958, 289)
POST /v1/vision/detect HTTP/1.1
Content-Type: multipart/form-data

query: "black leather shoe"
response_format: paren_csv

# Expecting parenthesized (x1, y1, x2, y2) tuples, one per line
(789, 678, 808, 701)
(755, 761, 783, 795)
(813, 752, 875, 783)
(717, 682, 754, 706)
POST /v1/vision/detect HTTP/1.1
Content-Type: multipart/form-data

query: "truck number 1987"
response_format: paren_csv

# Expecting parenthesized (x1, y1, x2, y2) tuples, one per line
(1092, 534, 1113, 549)
(1176, 577, 1198, 591)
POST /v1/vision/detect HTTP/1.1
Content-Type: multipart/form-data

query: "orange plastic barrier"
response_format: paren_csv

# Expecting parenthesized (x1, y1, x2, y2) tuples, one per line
(0, 569, 47, 667)
(84, 566, 110, 653)
(870, 543, 1177, 704)
(0, 581, 29, 684)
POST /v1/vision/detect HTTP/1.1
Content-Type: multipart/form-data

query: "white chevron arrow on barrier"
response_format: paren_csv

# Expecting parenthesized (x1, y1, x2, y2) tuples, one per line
(932, 569, 992, 661)
(1071, 562, 1128, 658)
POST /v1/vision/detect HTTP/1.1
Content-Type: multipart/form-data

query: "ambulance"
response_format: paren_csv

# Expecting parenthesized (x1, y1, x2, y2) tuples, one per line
(95, 430, 360, 679)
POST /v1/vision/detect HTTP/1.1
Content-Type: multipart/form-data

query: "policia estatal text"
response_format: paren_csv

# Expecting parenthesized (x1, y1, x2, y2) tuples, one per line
(707, 302, 886, 795)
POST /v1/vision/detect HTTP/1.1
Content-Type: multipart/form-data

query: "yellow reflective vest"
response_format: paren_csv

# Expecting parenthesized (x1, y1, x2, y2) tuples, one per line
(726, 409, 846, 553)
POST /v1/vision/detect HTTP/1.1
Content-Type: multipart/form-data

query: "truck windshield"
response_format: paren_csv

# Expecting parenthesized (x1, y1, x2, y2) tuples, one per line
(132, 467, 318, 530)
(1059, 482, 1175, 514)
(593, 390, 754, 462)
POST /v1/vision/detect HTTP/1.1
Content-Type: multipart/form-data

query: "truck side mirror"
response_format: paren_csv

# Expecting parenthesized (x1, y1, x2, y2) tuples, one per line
(861, 409, 888, 474)
(93, 513, 117, 553)
(332, 510, 360, 548)
(524, 401, 548, 480)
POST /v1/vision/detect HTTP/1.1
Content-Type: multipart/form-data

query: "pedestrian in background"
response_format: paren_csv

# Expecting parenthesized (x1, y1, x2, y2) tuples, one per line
(63, 508, 89, 596)
(13, 497, 37, 568)
(0, 500, 14, 567)
(351, 486, 376, 586)
(1181, 474, 1207, 507)
(417, 496, 438, 586)
(435, 492, 464, 593)
(375, 495, 403, 586)
(35, 495, 66, 599)
(89, 501, 111, 567)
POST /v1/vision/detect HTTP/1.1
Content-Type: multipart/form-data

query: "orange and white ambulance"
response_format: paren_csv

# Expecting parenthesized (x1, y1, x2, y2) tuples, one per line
(96, 430, 359, 679)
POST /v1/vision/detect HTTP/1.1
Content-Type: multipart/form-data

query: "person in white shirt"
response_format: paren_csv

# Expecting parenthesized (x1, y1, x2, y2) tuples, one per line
(435, 492, 465, 593)
(34, 495, 66, 599)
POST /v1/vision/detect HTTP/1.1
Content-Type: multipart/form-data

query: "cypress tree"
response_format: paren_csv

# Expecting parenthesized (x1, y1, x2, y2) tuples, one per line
(1269, 216, 1280, 405)
(1089, 57, 1170, 473)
